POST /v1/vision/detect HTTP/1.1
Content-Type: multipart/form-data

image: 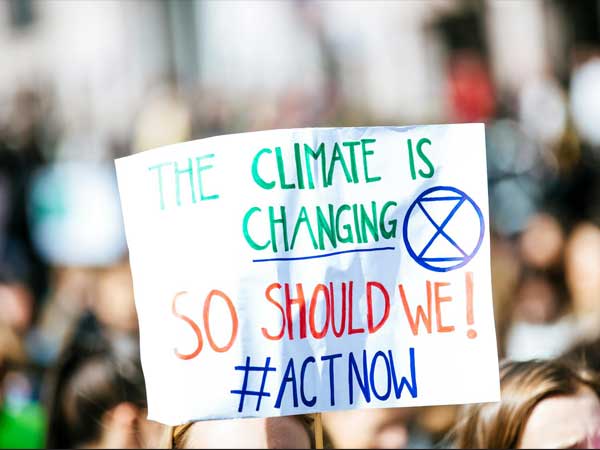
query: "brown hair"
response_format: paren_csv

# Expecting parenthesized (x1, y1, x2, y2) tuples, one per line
(451, 359, 600, 449)
(159, 414, 319, 449)
(45, 312, 146, 448)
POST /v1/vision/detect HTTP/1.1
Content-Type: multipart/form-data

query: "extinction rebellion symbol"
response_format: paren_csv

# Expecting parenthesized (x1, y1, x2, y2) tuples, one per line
(403, 186, 485, 272)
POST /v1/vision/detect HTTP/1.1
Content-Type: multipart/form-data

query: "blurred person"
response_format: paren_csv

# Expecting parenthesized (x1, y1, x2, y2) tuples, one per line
(0, 271, 45, 449)
(451, 359, 600, 448)
(190, 86, 233, 138)
(0, 278, 33, 335)
(503, 213, 577, 361)
(489, 234, 522, 357)
(503, 269, 577, 361)
(562, 337, 600, 377)
(510, 221, 600, 366)
(159, 414, 316, 449)
(0, 368, 46, 449)
(446, 50, 495, 123)
(0, 326, 26, 374)
(26, 266, 95, 367)
(512, 273, 565, 324)
(0, 88, 52, 303)
(322, 407, 431, 449)
(518, 213, 564, 269)
(0, 324, 45, 449)
(44, 312, 152, 448)
(133, 81, 192, 153)
(414, 405, 458, 448)
(564, 222, 600, 339)
(273, 87, 322, 130)
(93, 262, 138, 333)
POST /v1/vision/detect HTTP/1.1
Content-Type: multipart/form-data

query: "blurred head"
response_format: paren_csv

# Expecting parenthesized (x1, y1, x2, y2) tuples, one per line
(45, 312, 150, 448)
(0, 281, 33, 334)
(133, 82, 191, 153)
(0, 324, 26, 407)
(93, 263, 138, 333)
(160, 415, 314, 449)
(323, 408, 415, 448)
(519, 213, 564, 269)
(565, 222, 600, 316)
(452, 360, 600, 448)
(512, 271, 565, 324)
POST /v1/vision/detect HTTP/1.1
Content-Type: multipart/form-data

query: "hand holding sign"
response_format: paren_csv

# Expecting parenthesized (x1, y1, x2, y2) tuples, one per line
(115, 124, 499, 426)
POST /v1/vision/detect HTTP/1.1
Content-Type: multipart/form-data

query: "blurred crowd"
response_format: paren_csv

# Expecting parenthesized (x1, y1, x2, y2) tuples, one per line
(1, 0, 600, 448)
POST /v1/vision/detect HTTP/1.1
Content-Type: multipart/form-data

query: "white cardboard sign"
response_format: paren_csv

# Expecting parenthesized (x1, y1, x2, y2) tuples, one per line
(115, 124, 500, 425)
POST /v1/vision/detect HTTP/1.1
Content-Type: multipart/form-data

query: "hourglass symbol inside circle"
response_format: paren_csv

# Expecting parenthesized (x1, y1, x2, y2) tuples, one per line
(403, 186, 485, 272)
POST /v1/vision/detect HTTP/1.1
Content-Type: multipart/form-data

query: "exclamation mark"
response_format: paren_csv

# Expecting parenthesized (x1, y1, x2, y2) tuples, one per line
(466, 271, 477, 339)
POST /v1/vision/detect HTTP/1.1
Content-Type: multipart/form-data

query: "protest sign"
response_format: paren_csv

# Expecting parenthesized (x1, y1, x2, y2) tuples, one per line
(115, 124, 500, 426)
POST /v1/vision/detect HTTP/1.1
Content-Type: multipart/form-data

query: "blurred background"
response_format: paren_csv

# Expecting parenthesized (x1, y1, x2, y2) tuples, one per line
(1, 0, 600, 448)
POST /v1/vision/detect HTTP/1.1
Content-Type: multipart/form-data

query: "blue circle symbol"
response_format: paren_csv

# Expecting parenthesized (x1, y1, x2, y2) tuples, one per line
(403, 186, 485, 272)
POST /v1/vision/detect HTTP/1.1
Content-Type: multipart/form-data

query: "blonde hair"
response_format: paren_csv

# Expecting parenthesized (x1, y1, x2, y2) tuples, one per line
(451, 359, 600, 448)
(158, 422, 194, 449)
(159, 414, 318, 449)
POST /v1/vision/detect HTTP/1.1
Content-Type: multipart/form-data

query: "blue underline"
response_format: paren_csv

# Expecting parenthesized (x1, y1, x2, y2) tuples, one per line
(252, 246, 396, 263)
